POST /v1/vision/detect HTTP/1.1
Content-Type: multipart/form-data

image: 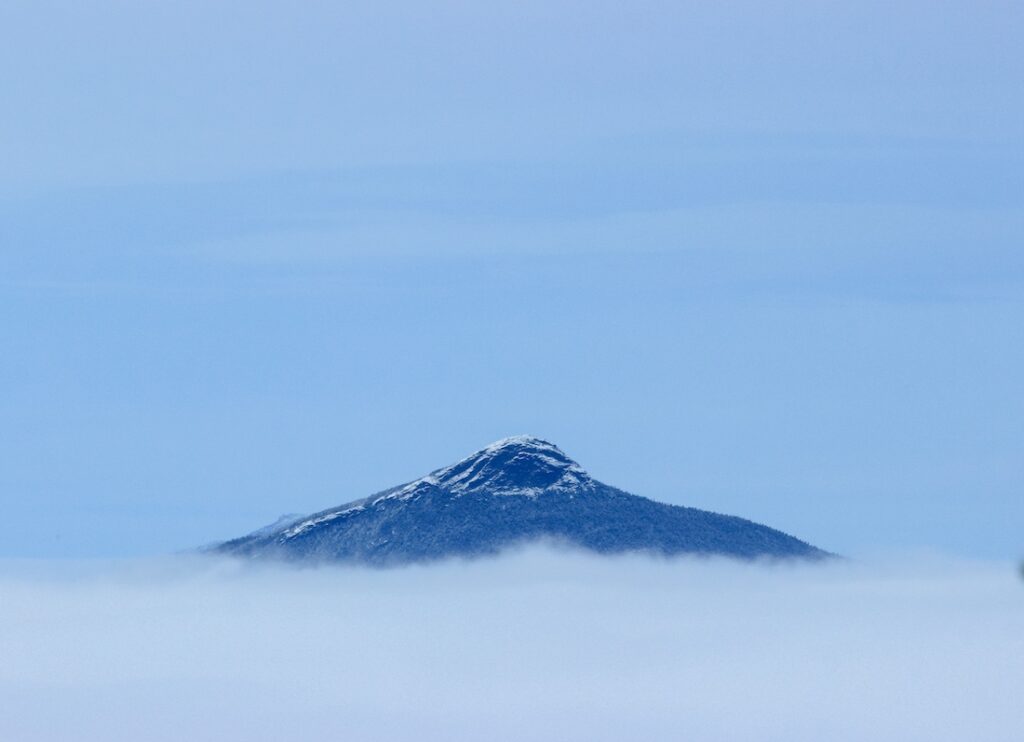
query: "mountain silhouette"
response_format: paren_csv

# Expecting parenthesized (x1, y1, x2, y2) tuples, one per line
(216, 436, 829, 564)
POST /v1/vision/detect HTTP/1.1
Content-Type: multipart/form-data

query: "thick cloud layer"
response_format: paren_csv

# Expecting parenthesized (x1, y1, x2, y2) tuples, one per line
(1, 550, 1021, 741)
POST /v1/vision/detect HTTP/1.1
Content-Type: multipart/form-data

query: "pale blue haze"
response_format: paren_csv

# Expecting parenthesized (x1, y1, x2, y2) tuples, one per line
(1, 1, 1021, 558)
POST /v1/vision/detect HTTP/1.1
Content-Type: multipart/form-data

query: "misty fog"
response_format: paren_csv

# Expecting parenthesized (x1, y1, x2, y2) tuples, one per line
(1, 549, 1021, 741)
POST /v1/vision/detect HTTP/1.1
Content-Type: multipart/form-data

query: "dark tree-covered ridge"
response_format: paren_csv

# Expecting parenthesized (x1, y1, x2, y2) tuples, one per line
(217, 436, 830, 564)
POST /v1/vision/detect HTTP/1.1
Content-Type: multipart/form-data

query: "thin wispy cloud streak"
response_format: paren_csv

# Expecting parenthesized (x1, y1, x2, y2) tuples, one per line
(2, 550, 1021, 741)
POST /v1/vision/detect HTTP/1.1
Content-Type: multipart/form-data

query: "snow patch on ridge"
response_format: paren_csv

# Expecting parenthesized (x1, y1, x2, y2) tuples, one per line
(282, 503, 367, 538)
(277, 436, 594, 540)
(391, 435, 592, 499)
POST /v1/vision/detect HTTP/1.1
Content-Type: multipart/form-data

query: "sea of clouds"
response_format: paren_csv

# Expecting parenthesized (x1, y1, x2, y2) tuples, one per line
(1, 548, 1021, 741)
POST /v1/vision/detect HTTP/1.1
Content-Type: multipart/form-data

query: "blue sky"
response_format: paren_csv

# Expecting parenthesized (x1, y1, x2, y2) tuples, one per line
(1, 1, 1021, 558)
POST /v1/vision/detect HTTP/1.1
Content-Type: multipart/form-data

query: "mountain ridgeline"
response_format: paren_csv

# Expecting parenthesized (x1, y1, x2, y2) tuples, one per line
(217, 436, 830, 564)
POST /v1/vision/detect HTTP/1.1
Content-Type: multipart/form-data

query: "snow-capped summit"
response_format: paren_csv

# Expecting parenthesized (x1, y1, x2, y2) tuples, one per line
(216, 436, 830, 564)
(410, 436, 592, 497)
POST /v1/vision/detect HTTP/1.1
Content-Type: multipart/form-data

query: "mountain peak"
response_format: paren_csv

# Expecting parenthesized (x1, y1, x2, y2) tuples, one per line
(424, 435, 590, 496)
(218, 434, 830, 563)
(483, 434, 559, 450)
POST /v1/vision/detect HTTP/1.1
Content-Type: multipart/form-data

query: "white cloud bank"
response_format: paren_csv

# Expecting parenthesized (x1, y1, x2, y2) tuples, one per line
(1, 550, 1021, 741)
